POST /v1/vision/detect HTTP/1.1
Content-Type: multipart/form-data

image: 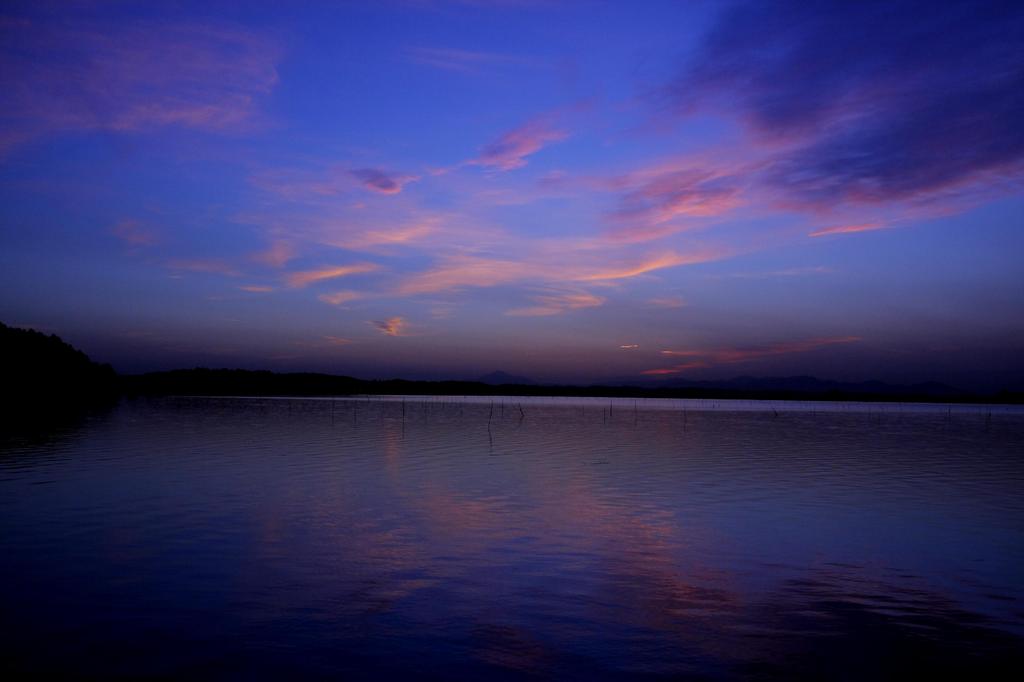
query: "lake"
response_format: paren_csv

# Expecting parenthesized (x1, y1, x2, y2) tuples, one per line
(2, 396, 1022, 680)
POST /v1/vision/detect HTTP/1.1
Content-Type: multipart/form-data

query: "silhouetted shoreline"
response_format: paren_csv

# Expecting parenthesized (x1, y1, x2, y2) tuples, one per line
(3, 323, 1021, 407)
(123, 368, 1023, 405)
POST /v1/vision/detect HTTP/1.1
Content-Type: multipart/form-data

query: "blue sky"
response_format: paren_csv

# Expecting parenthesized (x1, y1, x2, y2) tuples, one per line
(1, 0, 1022, 389)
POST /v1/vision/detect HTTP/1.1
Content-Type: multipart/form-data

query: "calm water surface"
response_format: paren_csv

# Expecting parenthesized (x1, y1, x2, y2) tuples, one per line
(2, 396, 1023, 680)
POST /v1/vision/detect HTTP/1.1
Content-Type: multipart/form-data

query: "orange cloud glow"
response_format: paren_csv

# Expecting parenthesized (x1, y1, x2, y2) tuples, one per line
(648, 296, 687, 308)
(2, 21, 280, 152)
(286, 263, 380, 288)
(395, 256, 525, 295)
(371, 317, 407, 336)
(111, 219, 158, 246)
(252, 240, 296, 268)
(505, 291, 605, 317)
(577, 250, 723, 281)
(470, 118, 567, 171)
(809, 222, 888, 237)
(167, 259, 240, 276)
(646, 336, 861, 375)
(323, 335, 353, 346)
(318, 290, 363, 306)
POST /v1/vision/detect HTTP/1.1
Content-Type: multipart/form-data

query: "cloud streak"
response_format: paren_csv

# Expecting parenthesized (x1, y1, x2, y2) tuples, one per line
(407, 46, 535, 74)
(110, 219, 159, 246)
(672, 0, 1024, 211)
(351, 168, 419, 195)
(470, 117, 567, 171)
(318, 290, 363, 306)
(286, 263, 380, 288)
(1, 20, 281, 150)
(394, 246, 725, 296)
(371, 317, 407, 337)
(505, 291, 605, 317)
(645, 336, 861, 375)
(808, 223, 889, 238)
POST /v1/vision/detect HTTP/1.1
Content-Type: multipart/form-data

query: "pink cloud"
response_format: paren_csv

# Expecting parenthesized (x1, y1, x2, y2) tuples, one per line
(323, 336, 353, 346)
(648, 296, 687, 308)
(286, 263, 380, 288)
(239, 285, 274, 292)
(641, 361, 709, 375)
(338, 222, 438, 250)
(576, 249, 725, 281)
(646, 336, 861, 375)
(394, 245, 726, 297)
(351, 168, 420, 195)
(808, 222, 889, 238)
(167, 259, 240, 276)
(1, 20, 281, 150)
(318, 290, 363, 306)
(251, 240, 296, 268)
(614, 170, 741, 225)
(395, 256, 525, 294)
(371, 317, 408, 337)
(470, 118, 568, 171)
(505, 291, 605, 317)
(110, 219, 158, 246)
(406, 46, 536, 74)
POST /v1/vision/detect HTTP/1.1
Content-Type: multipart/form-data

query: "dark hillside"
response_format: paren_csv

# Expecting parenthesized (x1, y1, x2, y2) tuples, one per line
(0, 322, 117, 407)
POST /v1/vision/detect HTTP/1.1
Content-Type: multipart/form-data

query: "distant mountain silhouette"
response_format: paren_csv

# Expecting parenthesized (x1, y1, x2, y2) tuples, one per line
(649, 374, 963, 397)
(2, 321, 1019, 405)
(478, 371, 534, 385)
(0, 322, 117, 409)
(121, 367, 1021, 404)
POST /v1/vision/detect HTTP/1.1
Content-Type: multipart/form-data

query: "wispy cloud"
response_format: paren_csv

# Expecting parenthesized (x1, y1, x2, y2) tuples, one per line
(645, 336, 861, 375)
(609, 168, 743, 242)
(719, 266, 832, 278)
(323, 335, 353, 346)
(371, 317, 408, 336)
(239, 285, 274, 292)
(669, 0, 1024, 212)
(395, 256, 524, 294)
(406, 46, 536, 74)
(394, 245, 725, 296)
(351, 168, 420, 195)
(576, 250, 723, 281)
(620, 344, 640, 350)
(1, 20, 281, 151)
(505, 291, 605, 317)
(110, 219, 159, 246)
(318, 290, 363, 306)
(251, 240, 296, 268)
(648, 296, 687, 308)
(167, 259, 240, 277)
(469, 117, 567, 171)
(286, 263, 380, 288)
(808, 222, 889, 238)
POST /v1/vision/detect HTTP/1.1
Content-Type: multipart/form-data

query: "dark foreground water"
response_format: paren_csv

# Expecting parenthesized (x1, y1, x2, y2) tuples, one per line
(2, 396, 1023, 680)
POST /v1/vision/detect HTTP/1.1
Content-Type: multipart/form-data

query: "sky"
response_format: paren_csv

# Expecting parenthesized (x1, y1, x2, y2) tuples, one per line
(1, 0, 1022, 389)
